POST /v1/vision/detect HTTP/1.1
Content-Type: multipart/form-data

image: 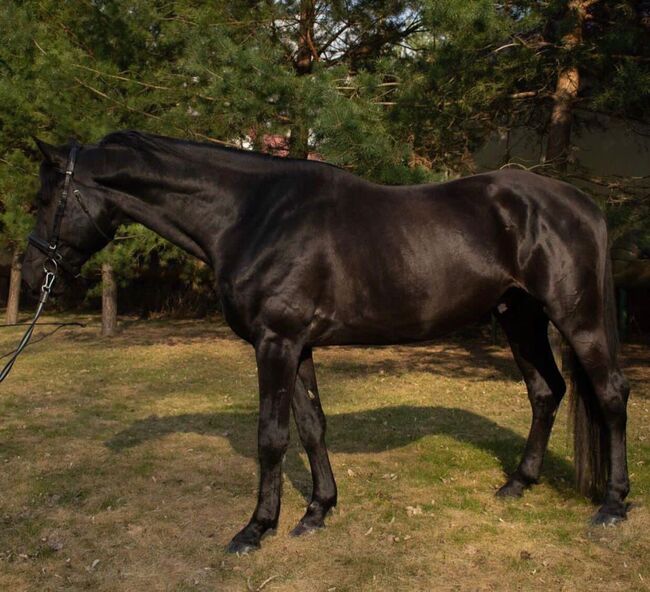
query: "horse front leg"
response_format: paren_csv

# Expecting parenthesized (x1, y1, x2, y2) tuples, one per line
(226, 334, 302, 554)
(290, 348, 337, 536)
(495, 298, 566, 497)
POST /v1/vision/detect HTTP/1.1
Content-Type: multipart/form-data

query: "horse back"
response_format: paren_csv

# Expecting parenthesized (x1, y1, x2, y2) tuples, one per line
(219, 168, 604, 345)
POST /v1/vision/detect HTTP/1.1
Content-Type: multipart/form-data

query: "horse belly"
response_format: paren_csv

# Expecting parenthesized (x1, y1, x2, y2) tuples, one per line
(310, 258, 507, 346)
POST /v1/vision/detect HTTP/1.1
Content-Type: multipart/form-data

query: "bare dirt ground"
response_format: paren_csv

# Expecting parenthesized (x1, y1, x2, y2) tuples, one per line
(0, 315, 648, 591)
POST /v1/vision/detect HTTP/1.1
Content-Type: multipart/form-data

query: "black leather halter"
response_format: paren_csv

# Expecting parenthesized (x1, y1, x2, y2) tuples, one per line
(27, 143, 80, 276)
(0, 143, 81, 383)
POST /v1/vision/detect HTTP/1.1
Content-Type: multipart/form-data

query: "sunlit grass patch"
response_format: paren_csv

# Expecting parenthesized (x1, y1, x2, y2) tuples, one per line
(0, 314, 648, 591)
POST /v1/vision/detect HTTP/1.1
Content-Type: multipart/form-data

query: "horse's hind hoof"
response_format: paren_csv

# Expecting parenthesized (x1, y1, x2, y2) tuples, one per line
(225, 538, 260, 555)
(289, 521, 323, 537)
(591, 511, 626, 527)
(495, 479, 526, 498)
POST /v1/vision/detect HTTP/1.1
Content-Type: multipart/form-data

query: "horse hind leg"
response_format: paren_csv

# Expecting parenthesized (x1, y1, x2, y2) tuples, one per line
(558, 323, 630, 523)
(495, 290, 566, 497)
(545, 254, 630, 523)
(289, 347, 338, 536)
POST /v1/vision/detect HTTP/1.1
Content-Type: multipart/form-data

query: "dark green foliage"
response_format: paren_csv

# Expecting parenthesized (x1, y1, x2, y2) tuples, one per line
(1, 1, 647, 310)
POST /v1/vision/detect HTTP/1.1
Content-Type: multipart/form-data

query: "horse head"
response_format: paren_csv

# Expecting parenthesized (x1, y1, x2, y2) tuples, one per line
(22, 138, 120, 295)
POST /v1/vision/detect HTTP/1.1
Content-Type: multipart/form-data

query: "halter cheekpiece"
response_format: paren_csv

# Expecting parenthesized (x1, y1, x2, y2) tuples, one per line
(27, 142, 80, 276)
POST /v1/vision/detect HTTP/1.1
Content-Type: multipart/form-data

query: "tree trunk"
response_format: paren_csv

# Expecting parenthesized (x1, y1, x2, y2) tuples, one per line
(289, 0, 317, 159)
(5, 249, 22, 325)
(546, 63, 579, 364)
(101, 261, 117, 336)
(544, 0, 587, 169)
(294, 0, 317, 76)
(545, 64, 580, 167)
(289, 122, 310, 159)
(544, 0, 587, 366)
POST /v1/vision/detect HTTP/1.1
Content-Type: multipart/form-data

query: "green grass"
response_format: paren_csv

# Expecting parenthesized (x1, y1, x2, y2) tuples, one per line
(0, 313, 648, 591)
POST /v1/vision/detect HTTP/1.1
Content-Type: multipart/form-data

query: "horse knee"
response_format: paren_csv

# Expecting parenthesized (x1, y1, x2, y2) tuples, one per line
(259, 430, 290, 464)
(613, 371, 630, 404)
(300, 417, 326, 451)
(294, 397, 327, 450)
(528, 376, 565, 415)
(598, 371, 629, 411)
(598, 390, 627, 418)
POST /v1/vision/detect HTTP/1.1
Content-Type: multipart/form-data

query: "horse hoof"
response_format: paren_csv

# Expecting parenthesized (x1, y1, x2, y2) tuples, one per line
(591, 511, 626, 527)
(225, 538, 260, 555)
(495, 480, 526, 498)
(290, 521, 323, 537)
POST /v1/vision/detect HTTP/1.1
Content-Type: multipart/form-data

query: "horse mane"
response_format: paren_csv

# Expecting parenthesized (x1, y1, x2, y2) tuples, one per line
(37, 163, 58, 204)
(98, 130, 343, 172)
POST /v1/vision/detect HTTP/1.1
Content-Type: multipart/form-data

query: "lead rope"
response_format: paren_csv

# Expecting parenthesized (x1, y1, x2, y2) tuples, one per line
(0, 266, 56, 382)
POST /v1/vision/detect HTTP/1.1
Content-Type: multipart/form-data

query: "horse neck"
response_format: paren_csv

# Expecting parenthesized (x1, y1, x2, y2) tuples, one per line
(92, 145, 254, 266)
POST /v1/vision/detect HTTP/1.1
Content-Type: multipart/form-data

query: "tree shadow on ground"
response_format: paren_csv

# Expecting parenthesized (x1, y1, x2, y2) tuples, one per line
(64, 318, 523, 382)
(106, 405, 575, 500)
(318, 340, 521, 383)
(63, 318, 237, 347)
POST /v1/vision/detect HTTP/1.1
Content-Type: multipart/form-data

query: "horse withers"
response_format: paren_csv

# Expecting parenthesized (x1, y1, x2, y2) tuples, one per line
(21, 131, 630, 553)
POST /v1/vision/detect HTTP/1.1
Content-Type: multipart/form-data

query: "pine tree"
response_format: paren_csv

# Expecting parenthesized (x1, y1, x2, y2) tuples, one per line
(1, 0, 647, 319)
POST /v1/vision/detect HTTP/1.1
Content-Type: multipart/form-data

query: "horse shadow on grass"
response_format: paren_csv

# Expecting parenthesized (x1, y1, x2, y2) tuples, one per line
(106, 405, 575, 500)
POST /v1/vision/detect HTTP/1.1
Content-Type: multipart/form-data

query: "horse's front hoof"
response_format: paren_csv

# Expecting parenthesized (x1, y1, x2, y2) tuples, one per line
(225, 538, 260, 555)
(495, 478, 527, 498)
(591, 511, 626, 527)
(289, 520, 324, 537)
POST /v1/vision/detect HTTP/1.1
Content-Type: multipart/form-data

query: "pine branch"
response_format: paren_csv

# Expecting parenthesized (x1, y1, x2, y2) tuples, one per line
(73, 64, 172, 91)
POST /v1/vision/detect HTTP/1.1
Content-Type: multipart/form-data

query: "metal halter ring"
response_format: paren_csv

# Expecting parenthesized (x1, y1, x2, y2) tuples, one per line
(43, 257, 58, 276)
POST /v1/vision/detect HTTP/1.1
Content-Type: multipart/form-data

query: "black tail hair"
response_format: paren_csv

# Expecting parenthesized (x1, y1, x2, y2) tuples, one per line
(567, 255, 618, 501)
(568, 351, 608, 500)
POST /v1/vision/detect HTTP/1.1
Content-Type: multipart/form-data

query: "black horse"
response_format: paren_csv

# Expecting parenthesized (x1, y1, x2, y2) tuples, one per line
(22, 131, 630, 553)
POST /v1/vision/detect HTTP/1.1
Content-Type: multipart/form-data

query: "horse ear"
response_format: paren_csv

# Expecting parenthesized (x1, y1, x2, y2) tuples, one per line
(33, 137, 67, 167)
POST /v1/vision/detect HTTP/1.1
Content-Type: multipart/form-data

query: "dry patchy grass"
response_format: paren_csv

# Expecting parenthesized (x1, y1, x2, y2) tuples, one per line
(0, 315, 648, 591)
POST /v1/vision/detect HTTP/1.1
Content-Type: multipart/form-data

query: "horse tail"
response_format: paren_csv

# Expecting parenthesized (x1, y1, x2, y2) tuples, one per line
(567, 351, 608, 500)
(567, 244, 617, 501)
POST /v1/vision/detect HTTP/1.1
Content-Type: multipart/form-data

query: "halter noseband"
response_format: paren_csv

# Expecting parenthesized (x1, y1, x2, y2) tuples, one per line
(27, 143, 80, 277)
